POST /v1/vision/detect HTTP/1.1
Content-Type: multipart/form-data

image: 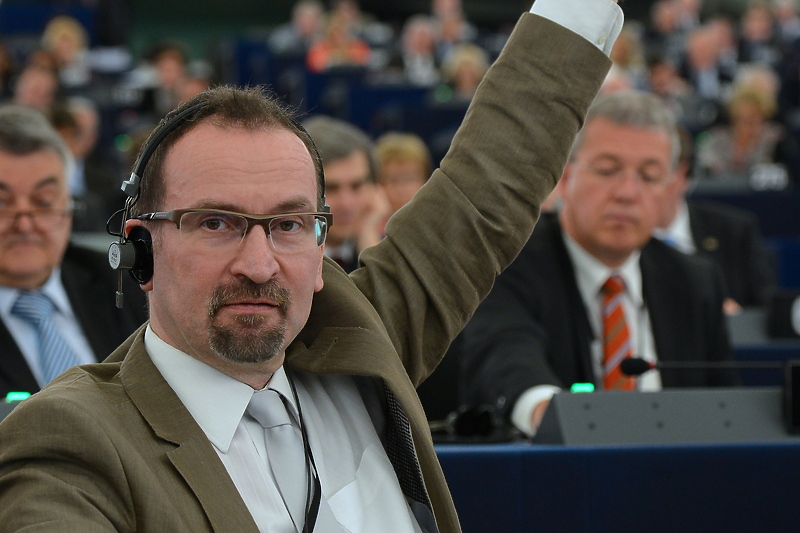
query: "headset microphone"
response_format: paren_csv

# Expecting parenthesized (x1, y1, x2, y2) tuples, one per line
(107, 102, 208, 308)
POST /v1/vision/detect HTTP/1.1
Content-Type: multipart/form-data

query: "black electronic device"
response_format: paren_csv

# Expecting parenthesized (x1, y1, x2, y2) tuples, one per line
(107, 101, 208, 306)
(533, 387, 800, 445)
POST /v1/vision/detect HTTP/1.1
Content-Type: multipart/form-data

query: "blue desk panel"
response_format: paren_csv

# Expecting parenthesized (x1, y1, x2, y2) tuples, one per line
(437, 442, 800, 533)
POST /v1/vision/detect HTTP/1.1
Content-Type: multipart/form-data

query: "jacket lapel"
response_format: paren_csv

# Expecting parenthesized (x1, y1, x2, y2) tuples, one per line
(641, 242, 688, 384)
(119, 331, 259, 533)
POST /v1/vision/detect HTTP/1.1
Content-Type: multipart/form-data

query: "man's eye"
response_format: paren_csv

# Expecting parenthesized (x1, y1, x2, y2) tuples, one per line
(592, 167, 618, 177)
(274, 218, 304, 233)
(199, 215, 235, 231)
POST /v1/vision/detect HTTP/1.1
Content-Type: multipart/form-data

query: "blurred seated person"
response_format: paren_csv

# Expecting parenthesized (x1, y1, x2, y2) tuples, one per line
(48, 98, 117, 231)
(384, 15, 441, 87)
(737, 1, 782, 69)
(0, 105, 147, 397)
(40, 15, 92, 94)
(679, 24, 733, 103)
(696, 81, 799, 183)
(0, 40, 17, 100)
(303, 115, 377, 271)
(12, 63, 60, 112)
(357, 131, 433, 248)
(306, 12, 371, 73)
(609, 23, 648, 90)
(441, 43, 489, 102)
(375, 132, 432, 216)
(655, 127, 775, 312)
(643, 0, 687, 64)
(458, 91, 736, 437)
(132, 41, 192, 122)
(268, 0, 326, 58)
(431, 0, 478, 64)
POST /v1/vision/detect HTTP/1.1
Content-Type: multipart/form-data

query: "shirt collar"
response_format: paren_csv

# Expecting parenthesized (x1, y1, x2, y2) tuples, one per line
(653, 200, 695, 254)
(144, 326, 296, 453)
(562, 231, 643, 307)
(0, 266, 72, 316)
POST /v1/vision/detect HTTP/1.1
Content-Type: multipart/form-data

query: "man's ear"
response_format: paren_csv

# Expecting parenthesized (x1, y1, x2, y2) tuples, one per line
(558, 161, 574, 200)
(314, 246, 325, 293)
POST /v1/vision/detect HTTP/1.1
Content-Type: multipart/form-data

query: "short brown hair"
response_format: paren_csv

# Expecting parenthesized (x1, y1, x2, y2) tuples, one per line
(131, 85, 325, 216)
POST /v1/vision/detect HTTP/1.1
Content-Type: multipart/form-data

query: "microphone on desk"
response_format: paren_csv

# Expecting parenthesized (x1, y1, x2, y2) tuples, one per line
(619, 357, 784, 377)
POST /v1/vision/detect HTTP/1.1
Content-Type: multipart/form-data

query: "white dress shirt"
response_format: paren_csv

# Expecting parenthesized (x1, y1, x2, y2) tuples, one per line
(531, 0, 623, 55)
(654, 200, 696, 254)
(0, 268, 96, 388)
(511, 232, 662, 436)
(144, 0, 626, 525)
(145, 327, 423, 533)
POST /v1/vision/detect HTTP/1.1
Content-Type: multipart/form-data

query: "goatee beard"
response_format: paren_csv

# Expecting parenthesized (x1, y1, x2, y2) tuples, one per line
(207, 278, 290, 364)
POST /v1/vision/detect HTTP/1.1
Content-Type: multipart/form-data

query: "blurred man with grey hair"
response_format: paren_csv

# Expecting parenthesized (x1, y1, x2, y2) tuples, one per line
(303, 115, 378, 272)
(459, 90, 737, 438)
(0, 105, 146, 397)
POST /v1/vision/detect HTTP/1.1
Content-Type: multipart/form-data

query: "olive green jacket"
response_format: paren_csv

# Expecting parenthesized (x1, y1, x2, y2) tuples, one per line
(0, 14, 610, 533)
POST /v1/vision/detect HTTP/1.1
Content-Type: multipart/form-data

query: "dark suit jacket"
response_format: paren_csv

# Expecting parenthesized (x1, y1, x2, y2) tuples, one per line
(460, 214, 736, 417)
(0, 15, 612, 533)
(688, 200, 775, 307)
(0, 244, 148, 397)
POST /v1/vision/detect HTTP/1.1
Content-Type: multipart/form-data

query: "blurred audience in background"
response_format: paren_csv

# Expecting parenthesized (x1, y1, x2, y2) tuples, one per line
(655, 126, 776, 312)
(440, 42, 488, 102)
(12, 63, 60, 112)
(384, 15, 441, 86)
(269, 0, 326, 58)
(696, 73, 799, 183)
(306, 11, 371, 73)
(40, 16, 92, 94)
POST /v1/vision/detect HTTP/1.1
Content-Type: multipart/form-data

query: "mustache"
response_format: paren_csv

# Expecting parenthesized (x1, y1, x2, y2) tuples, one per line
(208, 279, 290, 318)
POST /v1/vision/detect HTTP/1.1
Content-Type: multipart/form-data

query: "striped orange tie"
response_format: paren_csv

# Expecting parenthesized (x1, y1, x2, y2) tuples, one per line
(600, 275, 635, 391)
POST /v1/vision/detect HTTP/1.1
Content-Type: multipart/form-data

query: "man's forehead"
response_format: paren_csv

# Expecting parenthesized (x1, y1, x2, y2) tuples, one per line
(579, 120, 672, 158)
(0, 150, 65, 191)
(325, 150, 371, 184)
(161, 125, 318, 207)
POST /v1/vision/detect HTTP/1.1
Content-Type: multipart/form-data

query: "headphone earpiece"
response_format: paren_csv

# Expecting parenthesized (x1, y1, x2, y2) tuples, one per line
(127, 226, 153, 284)
(107, 226, 153, 284)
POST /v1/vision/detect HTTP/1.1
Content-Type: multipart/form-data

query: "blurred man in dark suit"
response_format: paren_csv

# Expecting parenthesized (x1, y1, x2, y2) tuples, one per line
(655, 128, 775, 313)
(460, 91, 736, 438)
(0, 105, 147, 397)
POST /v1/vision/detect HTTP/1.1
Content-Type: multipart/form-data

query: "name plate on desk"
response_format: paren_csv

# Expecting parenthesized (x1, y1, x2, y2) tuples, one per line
(534, 388, 800, 445)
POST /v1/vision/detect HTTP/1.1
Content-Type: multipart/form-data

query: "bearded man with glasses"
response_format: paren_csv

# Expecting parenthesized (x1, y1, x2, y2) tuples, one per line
(0, 1, 623, 531)
(0, 105, 147, 398)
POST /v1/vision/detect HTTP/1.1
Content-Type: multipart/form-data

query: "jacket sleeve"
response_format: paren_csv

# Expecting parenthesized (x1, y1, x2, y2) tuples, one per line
(351, 14, 613, 385)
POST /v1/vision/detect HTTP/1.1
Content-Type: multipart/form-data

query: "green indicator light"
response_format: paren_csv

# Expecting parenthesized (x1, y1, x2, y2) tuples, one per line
(570, 383, 595, 393)
(5, 392, 31, 403)
(433, 84, 454, 103)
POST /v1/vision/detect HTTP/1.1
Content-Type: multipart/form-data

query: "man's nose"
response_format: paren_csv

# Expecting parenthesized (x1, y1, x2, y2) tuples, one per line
(613, 169, 643, 198)
(229, 224, 280, 284)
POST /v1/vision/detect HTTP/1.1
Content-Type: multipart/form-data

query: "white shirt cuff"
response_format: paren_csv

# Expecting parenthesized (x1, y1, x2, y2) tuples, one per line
(510, 385, 562, 437)
(530, 0, 624, 56)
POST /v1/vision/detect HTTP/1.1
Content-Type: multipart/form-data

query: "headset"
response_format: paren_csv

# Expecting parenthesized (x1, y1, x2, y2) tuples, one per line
(107, 97, 329, 309)
(106, 95, 326, 529)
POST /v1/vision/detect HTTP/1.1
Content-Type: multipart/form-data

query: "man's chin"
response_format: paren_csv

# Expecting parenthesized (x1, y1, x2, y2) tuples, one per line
(208, 320, 286, 365)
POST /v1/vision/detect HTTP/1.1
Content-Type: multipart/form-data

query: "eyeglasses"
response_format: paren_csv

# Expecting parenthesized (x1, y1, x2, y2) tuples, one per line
(579, 162, 671, 190)
(136, 209, 333, 254)
(0, 207, 72, 230)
